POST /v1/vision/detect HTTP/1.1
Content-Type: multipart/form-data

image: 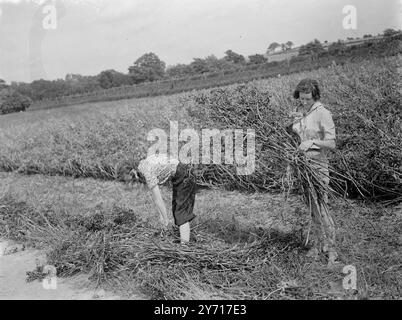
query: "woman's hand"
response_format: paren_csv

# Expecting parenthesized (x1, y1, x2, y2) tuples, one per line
(289, 111, 303, 121)
(311, 139, 336, 151)
(298, 140, 314, 152)
(289, 111, 303, 118)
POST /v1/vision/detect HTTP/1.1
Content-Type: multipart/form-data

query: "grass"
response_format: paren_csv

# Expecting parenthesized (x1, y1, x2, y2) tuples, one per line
(0, 172, 400, 299)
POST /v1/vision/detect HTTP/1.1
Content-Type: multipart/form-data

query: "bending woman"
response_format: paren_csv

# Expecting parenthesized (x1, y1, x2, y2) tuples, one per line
(289, 78, 339, 267)
(133, 153, 197, 244)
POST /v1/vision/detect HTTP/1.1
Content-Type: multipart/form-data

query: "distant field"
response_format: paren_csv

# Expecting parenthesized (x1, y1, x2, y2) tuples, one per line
(0, 93, 190, 180)
(28, 35, 401, 111)
(0, 56, 400, 197)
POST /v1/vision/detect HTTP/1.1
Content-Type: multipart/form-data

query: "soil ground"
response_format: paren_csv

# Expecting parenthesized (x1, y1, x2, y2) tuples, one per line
(0, 238, 147, 300)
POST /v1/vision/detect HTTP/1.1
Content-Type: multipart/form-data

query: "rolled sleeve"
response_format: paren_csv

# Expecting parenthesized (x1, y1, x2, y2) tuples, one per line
(320, 109, 336, 141)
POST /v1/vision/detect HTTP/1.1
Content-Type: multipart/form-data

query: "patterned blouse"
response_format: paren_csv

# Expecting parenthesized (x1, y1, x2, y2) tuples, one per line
(138, 153, 179, 189)
(292, 101, 336, 159)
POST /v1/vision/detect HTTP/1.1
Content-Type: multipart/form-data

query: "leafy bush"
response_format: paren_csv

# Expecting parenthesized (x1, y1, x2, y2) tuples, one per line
(1, 92, 32, 114)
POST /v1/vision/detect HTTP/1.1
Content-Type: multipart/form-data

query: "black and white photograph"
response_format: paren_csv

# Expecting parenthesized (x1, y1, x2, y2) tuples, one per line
(0, 0, 401, 304)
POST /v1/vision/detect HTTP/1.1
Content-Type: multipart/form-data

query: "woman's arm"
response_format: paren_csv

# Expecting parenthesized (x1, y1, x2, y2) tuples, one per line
(298, 138, 336, 151)
(318, 107, 336, 150)
(150, 185, 169, 228)
(299, 107, 336, 151)
(312, 138, 336, 150)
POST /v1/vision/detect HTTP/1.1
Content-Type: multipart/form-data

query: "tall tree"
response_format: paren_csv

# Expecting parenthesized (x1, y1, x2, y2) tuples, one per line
(224, 50, 246, 64)
(328, 40, 347, 55)
(0, 79, 8, 105)
(65, 74, 83, 82)
(267, 42, 280, 53)
(205, 55, 237, 71)
(383, 28, 400, 37)
(298, 39, 325, 57)
(128, 52, 166, 84)
(176, 55, 237, 77)
(190, 58, 210, 74)
(98, 69, 130, 89)
(64, 75, 101, 93)
(166, 64, 194, 78)
(248, 54, 268, 65)
(0, 79, 7, 89)
(285, 41, 294, 50)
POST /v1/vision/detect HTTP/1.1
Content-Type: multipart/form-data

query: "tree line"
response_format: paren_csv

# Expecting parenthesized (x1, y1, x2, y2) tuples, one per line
(0, 28, 400, 114)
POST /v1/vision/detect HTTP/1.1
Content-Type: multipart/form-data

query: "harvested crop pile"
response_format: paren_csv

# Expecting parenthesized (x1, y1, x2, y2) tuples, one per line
(187, 57, 402, 202)
(0, 194, 305, 299)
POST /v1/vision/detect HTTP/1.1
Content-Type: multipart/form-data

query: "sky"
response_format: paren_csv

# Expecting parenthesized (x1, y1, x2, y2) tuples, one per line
(0, 0, 401, 83)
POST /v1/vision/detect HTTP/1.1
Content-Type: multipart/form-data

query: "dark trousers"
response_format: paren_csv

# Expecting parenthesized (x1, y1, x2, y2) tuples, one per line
(171, 163, 197, 226)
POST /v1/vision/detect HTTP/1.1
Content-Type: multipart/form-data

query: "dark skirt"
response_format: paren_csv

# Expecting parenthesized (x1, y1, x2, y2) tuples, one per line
(171, 163, 197, 226)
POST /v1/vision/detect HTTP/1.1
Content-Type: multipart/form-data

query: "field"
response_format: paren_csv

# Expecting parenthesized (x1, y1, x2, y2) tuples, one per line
(0, 56, 401, 299)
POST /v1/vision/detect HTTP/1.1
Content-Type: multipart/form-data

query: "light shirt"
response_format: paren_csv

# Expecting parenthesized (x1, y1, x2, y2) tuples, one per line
(292, 102, 336, 159)
(138, 153, 179, 189)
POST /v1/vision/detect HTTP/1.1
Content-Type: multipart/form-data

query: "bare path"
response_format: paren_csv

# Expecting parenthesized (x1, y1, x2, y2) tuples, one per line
(0, 239, 146, 300)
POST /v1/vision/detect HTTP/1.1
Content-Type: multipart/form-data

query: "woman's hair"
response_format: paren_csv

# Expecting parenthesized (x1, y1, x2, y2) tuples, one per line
(293, 78, 321, 101)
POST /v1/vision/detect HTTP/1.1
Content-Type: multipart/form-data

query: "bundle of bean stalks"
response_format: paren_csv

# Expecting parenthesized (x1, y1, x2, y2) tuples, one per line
(0, 195, 309, 299)
(187, 65, 401, 202)
(187, 84, 355, 208)
(108, 230, 287, 299)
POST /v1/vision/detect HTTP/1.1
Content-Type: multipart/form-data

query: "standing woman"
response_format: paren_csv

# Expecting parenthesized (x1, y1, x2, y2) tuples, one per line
(289, 78, 339, 267)
(133, 153, 197, 244)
